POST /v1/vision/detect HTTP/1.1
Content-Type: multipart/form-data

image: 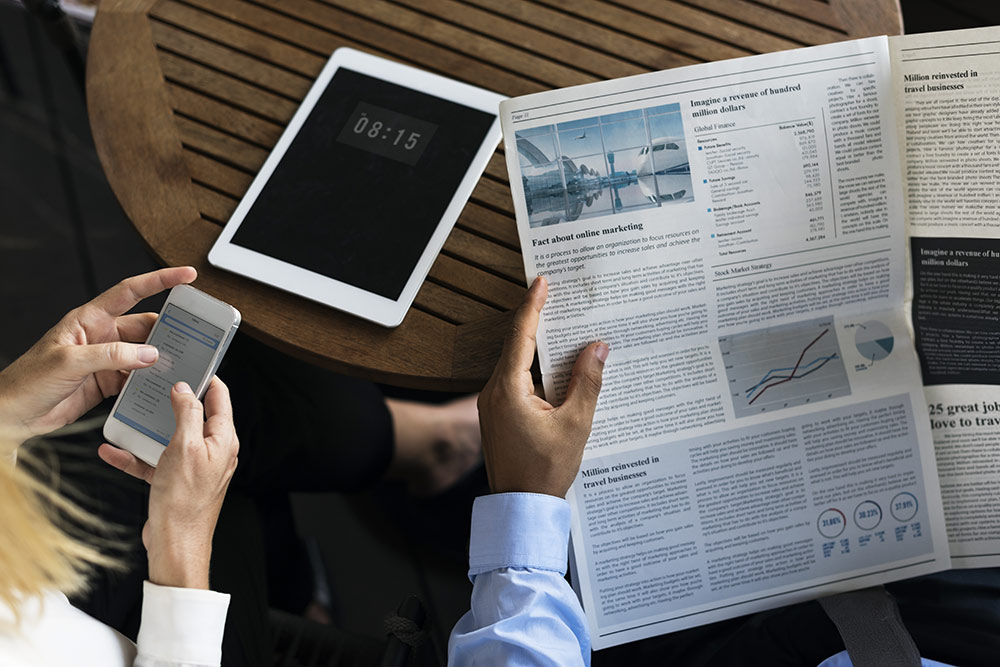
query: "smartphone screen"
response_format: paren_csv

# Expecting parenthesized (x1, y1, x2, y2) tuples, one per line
(112, 304, 226, 445)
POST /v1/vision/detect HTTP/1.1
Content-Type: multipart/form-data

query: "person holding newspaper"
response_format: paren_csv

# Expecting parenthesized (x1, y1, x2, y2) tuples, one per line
(448, 275, 606, 665)
(449, 276, 966, 667)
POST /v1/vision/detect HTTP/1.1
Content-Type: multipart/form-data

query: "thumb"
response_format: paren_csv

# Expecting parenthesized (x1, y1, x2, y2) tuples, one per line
(70, 342, 159, 374)
(170, 382, 204, 445)
(558, 341, 609, 424)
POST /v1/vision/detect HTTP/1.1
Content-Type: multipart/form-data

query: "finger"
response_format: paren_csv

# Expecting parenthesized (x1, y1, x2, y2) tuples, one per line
(90, 267, 197, 317)
(170, 382, 205, 446)
(557, 341, 609, 423)
(202, 377, 236, 447)
(116, 312, 158, 342)
(95, 369, 128, 398)
(495, 276, 548, 380)
(98, 443, 155, 484)
(68, 341, 159, 375)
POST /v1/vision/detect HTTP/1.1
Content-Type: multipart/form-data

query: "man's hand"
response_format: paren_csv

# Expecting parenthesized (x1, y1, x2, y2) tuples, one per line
(0, 267, 197, 447)
(478, 276, 608, 498)
(99, 378, 239, 589)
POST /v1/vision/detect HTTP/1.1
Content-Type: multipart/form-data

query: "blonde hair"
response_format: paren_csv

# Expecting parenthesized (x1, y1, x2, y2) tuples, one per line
(0, 439, 122, 625)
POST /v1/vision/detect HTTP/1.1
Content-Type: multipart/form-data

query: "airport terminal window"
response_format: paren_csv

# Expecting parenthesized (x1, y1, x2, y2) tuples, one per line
(514, 103, 694, 227)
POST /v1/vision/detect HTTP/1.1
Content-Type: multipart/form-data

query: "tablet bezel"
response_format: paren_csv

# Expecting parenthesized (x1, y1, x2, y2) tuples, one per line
(208, 47, 505, 327)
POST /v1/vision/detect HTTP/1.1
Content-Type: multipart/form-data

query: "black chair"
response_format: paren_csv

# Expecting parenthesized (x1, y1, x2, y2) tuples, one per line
(270, 596, 438, 667)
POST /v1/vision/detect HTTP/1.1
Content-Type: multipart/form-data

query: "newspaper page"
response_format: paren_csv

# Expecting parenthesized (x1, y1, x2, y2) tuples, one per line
(500, 37, 951, 648)
(892, 26, 1000, 569)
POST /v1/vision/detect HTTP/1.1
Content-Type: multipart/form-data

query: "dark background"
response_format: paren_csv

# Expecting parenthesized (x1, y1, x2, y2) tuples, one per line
(1, 0, 997, 660)
(911, 237, 1000, 385)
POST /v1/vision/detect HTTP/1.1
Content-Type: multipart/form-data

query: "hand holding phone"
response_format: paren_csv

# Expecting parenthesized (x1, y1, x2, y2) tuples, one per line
(0, 268, 240, 590)
(103, 285, 241, 466)
(0, 267, 197, 448)
(100, 377, 239, 589)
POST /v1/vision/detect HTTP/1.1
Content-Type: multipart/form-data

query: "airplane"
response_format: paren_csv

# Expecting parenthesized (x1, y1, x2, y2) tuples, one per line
(636, 136, 691, 203)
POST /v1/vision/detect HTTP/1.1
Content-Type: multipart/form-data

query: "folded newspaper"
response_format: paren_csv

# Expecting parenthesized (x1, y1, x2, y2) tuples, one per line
(499, 25, 1000, 649)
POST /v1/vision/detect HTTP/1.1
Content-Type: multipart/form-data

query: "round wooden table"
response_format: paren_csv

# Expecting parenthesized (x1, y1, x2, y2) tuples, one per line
(87, 0, 902, 391)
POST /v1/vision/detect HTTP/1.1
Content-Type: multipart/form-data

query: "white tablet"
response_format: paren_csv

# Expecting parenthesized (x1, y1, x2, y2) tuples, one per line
(208, 48, 504, 327)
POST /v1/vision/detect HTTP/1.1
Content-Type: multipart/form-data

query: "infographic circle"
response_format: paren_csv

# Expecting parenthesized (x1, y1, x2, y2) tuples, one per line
(855, 321, 894, 362)
(854, 500, 883, 531)
(818, 508, 846, 538)
(891, 492, 919, 522)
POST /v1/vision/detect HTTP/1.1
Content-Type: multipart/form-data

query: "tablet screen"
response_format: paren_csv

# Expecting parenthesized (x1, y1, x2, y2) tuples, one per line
(230, 68, 496, 300)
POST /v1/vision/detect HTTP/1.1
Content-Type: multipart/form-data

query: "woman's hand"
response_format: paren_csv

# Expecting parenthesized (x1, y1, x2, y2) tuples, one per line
(99, 378, 239, 589)
(0, 267, 197, 448)
(478, 277, 608, 498)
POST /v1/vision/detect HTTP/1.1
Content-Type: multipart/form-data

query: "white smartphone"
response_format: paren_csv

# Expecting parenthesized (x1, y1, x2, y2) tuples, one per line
(103, 285, 241, 466)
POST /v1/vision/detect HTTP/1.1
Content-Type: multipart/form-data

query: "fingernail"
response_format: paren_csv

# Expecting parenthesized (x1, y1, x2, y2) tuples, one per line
(595, 342, 610, 363)
(175, 382, 193, 394)
(138, 345, 158, 363)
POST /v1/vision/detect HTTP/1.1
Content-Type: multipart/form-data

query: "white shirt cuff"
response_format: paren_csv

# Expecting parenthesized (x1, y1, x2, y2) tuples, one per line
(136, 581, 230, 666)
(468, 492, 571, 579)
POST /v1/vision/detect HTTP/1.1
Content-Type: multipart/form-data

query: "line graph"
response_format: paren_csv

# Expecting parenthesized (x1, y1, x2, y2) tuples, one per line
(744, 349, 838, 400)
(747, 329, 832, 405)
(720, 316, 851, 418)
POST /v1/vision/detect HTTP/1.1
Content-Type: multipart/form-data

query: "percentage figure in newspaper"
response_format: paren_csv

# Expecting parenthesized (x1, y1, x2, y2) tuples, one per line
(720, 315, 851, 418)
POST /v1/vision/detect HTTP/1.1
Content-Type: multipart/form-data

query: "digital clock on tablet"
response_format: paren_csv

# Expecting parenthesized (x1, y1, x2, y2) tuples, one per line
(208, 48, 505, 327)
(338, 102, 436, 164)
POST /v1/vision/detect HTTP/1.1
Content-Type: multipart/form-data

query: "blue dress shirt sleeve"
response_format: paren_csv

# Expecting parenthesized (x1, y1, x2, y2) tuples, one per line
(448, 492, 590, 667)
(818, 651, 954, 667)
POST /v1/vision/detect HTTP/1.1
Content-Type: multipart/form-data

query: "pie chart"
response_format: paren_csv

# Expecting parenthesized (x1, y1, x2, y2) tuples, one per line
(855, 321, 894, 362)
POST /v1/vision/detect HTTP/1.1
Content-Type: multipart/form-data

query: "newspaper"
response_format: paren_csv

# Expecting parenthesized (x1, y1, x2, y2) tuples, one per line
(892, 27, 1000, 570)
(500, 35, 954, 649)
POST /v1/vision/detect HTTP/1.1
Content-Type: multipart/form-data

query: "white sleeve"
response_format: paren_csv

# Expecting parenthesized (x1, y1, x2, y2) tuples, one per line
(134, 581, 230, 667)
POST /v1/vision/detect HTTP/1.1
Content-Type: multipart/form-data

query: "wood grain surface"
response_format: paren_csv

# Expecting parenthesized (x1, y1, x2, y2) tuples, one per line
(87, 0, 903, 391)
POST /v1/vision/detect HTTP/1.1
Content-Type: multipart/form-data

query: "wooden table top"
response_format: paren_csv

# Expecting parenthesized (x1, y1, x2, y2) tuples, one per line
(87, 0, 902, 391)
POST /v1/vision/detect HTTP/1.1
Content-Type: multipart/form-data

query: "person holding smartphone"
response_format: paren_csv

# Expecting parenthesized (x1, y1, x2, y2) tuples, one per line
(0, 265, 485, 667)
(0, 267, 238, 666)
